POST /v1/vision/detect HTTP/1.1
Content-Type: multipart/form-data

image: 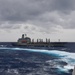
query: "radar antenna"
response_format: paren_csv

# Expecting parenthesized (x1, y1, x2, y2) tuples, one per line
(25, 34, 27, 37)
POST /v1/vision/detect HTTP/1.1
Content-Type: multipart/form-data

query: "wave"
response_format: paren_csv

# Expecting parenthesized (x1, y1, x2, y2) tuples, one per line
(0, 47, 75, 73)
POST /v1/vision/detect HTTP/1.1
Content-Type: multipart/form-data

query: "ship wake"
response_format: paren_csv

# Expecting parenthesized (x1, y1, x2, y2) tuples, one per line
(0, 47, 74, 74)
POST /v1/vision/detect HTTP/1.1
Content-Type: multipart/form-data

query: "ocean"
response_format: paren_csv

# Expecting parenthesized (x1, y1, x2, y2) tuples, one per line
(0, 42, 75, 75)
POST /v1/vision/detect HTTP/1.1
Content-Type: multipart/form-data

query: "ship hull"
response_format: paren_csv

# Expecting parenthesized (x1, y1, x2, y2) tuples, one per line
(12, 42, 67, 50)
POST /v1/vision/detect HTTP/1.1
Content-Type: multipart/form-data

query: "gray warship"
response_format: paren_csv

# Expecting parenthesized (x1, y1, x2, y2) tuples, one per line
(12, 34, 67, 49)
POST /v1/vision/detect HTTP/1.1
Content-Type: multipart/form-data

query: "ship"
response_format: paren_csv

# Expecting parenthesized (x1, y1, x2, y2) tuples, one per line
(12, 34, 67, 49)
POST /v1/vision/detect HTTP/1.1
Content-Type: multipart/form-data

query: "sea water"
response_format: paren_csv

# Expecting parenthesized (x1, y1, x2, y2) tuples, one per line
(0, 42, 75, 75)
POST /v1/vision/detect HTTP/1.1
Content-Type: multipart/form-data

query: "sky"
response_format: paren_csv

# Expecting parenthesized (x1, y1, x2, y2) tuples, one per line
(0, 0, 75, 42)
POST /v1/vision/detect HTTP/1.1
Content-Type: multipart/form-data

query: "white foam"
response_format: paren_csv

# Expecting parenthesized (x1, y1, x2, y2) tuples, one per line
(0, 47, 75, 73)
(57, 66, 69, 73)
(64, 65, 74, 70)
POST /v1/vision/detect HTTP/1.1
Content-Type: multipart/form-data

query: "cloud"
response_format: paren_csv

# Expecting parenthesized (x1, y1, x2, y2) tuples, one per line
(0, 0, 75, 32)
(51, 0, 75, 13)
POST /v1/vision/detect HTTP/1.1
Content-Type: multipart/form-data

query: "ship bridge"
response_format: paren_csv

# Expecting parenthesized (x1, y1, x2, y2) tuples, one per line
(17, 34, 31, 45)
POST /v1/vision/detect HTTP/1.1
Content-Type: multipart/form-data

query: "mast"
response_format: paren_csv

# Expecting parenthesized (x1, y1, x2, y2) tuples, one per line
(25, 34, 27, 37)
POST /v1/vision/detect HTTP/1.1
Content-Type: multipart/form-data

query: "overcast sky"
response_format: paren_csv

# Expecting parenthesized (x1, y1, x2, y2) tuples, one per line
(0, 0, 75, 42)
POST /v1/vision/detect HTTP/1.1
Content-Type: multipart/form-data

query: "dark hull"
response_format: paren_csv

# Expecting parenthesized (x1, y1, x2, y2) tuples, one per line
(12, 42, 67, 50)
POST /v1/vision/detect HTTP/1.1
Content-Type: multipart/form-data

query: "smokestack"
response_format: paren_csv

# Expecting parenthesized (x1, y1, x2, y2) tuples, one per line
(22, 34, 24, 39)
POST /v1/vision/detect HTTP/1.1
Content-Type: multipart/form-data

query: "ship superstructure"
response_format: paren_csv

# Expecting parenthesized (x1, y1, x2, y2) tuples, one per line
(17, 34, 31, 45)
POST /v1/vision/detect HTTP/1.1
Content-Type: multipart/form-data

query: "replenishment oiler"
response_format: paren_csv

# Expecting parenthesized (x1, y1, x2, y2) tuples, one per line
(12, 34, 67, 49)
